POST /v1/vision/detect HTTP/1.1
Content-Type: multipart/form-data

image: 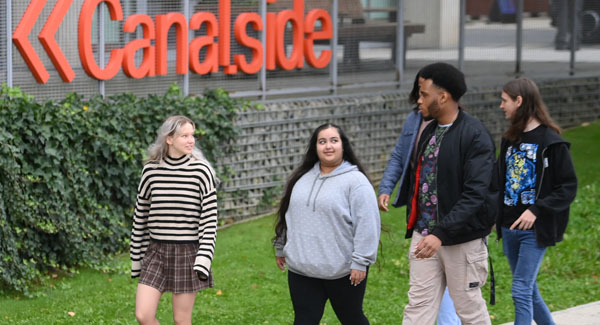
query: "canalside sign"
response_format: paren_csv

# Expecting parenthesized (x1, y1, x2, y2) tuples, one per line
(12, 0, 333, 84)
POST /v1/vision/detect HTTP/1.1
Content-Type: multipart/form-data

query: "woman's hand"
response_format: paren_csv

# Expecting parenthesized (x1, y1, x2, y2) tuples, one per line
(414, 234, 442, 259)
(349, 269, 366, 286)
(378, 194, 390, 212)
(510, 209, 537, 230)
(276, 256, 286, 272)
(195, 270, 208, 281)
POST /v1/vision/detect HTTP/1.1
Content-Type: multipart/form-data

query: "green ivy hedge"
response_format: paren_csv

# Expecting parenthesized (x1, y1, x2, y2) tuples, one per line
(0, 84, 252, 293)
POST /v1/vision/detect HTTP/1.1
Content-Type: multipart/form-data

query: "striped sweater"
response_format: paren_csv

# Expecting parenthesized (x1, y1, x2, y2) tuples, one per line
(130, 154, 218, 278)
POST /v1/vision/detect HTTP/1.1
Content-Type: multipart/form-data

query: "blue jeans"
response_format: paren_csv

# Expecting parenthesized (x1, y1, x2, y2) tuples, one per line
(436, 287, 460, 325)
(502, 227, 554, 325)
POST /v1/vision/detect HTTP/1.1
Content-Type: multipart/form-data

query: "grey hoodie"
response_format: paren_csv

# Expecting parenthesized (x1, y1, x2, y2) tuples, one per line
(275, 161, 380, 280)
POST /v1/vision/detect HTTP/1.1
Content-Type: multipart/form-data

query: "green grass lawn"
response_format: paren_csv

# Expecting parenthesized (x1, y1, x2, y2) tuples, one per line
(1, 121, 599, 324)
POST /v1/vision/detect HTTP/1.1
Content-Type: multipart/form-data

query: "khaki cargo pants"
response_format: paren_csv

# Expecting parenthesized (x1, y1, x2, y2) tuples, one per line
(402, 232, 491, 325)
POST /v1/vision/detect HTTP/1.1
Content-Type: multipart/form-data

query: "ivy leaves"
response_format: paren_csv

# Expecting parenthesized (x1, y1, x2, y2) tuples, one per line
(0, 84, 249, 293)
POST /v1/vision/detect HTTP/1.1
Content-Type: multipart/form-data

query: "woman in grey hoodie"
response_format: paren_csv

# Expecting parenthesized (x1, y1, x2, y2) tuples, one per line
(274, 123, 381, 325)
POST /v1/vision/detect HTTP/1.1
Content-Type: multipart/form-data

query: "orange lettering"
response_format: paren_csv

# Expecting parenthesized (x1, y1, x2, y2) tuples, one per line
(266, 12, 277, 71)
(39, 0, 75, 82)
(276, 9, 302, 70)
(16, 0, 333, 82)
(303, 9, 332, 69)
(292, 0, 305, 69)
(78, 0, 124, 80)
(155, 13, 188, 76)
(122, 14, 155, 79)
(219, 0, 237, 74)
(234, 13, 264, 74)
(189, 12, 219, 75)
(12, 0, 50, 83)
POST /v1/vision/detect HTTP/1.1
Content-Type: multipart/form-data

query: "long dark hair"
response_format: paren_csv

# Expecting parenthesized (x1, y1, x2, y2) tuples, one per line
(409, 70, 422, 107)
(274, 123, 370, 240)
(503, 77, 561, 142)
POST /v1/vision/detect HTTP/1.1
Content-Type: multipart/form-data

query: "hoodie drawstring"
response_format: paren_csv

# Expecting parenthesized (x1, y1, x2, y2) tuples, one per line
(305, 173, 328, 212)
(306, 174, 319, 207)
(312, 179, 327, 212)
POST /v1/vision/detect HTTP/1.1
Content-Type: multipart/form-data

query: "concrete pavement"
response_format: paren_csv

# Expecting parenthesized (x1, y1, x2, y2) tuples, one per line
(500, 300, 600, 325)
(402, 15, 600, 89)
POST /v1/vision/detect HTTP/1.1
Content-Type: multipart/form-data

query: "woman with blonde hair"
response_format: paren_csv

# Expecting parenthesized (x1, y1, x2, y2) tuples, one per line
(130, 115, 218, 324)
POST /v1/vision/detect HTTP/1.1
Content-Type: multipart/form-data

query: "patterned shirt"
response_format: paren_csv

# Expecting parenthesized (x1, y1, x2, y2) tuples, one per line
(502, 125, 544, 227)
(415, 125, 450, 234)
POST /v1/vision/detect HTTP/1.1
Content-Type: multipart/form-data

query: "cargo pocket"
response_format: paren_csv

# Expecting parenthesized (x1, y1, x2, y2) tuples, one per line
(465, 249, 488, 290)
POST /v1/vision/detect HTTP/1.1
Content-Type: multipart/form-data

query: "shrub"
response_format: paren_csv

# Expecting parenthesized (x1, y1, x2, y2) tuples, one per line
(0, 84, 251, 292)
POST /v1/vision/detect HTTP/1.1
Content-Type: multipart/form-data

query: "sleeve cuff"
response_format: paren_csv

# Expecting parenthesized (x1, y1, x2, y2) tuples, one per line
(131, 261, 142, 278)
(193, 265, 210, 279)
(195, 270, 209, 281)
(194, 255, 212, 278)
(528, 206, 541, 218)
(273, 237, 285, 256)
(351, 261, 367, 272)
(377, 187, 393, 196)
(431, 229, 448, 245)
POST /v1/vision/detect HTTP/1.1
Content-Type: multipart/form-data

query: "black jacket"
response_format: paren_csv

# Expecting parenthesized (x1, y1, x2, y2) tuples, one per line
(496, 125, 577, 248)
(404, 109, 497, 245)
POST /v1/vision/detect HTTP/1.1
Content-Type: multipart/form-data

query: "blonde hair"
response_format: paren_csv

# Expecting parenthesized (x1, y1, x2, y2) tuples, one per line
(146, 115, 216, 178)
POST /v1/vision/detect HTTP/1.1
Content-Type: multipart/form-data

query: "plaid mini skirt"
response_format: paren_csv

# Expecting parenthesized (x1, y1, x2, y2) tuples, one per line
(138, 241, 214, 293)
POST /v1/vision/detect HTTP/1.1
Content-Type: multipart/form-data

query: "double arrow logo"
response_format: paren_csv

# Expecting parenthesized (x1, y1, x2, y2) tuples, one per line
(13, 0, 75, 84)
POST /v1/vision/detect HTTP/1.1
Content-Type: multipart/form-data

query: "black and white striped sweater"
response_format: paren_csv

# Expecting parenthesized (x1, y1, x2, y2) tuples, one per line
(130, 154, 218, 278)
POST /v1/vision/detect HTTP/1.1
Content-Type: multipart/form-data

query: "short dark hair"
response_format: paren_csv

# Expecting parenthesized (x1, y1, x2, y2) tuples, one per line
(419, 62, 467, 102)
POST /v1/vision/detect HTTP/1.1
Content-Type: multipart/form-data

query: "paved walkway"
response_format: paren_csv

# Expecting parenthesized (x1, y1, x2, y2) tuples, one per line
(402, 15, 600, 89)
(500, 300, 600, 325)
(407, 17, 600, 63)
(342, 15, 599, 97)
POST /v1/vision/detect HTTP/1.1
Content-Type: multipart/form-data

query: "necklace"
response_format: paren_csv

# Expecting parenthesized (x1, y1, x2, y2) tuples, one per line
(420, 125, 450, 162)
(433, 125, 450, 147)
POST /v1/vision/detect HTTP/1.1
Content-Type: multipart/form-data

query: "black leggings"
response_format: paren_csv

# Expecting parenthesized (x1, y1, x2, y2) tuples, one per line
(287, 270, 370, 325)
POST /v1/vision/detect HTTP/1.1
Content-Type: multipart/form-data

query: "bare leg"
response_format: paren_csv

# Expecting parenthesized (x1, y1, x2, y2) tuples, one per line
(135, 284, 162, 325)
(172, 292, 197, 325)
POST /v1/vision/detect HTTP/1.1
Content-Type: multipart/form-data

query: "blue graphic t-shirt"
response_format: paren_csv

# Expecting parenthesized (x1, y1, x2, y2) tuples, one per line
(502, 125, 545, 228)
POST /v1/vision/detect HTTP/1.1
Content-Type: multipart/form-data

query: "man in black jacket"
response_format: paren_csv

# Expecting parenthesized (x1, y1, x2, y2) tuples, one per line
(402, 63, 495, 325)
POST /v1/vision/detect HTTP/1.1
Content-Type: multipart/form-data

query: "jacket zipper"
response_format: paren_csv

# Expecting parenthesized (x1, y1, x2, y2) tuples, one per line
(434, 126, 451, 227)
(419, 124, 448, 231)
(535, 146, 548, 201)
(500, 140, 549, 242)
(410, 127, 430, 223)
(435, 133, 443, 226)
